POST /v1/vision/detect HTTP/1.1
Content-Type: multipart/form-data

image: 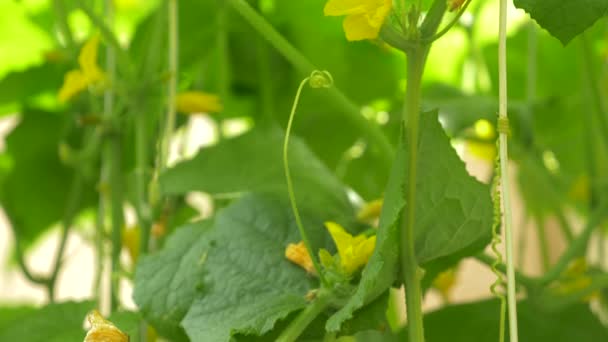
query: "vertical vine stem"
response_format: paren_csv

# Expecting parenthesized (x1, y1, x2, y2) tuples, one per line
(396, 2, 447, 341)
(497, 0, 519, 340)
(102, 0, 124, 312)
(159, 0, 179, 172)
(399, 45, 427, 342)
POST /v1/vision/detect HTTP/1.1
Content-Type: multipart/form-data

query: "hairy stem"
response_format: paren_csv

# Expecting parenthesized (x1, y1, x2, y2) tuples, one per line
(399, 46, 427, 342)
(497, 0, 519, 339)
(276, 292, 331, 342)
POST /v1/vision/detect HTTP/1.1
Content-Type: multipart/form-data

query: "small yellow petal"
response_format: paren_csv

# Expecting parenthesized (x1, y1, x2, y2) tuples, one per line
(357, 198, 383, 222)
(447, 0, 466, 12)
(285, 241, 316, 274)
(58, 70, 88, 102)
(433, 269, 457, 302)
(319, 248, 334, 268)
(324, 0, 367, 16)
(175, 91, 223, 114)
(78, 35, 105, 84)
(325, 221, 353, 259)
(325, 221, 376, 274)
(122, 226, 141, 263)
(343, 14, 379, 41)
(84, 310, 129, 342)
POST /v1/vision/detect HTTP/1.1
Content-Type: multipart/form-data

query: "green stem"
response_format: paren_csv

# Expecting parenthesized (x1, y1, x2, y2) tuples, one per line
(135, 111, 151, 254)
(400, 45, 427, 342)
(159, 0, 179, 172)
(13, 231, 49, 285)
(533, 215, 551, 271)
(76, 0, 130, 68)
(47, 175, 85, 301)
(217, 2, 231, 104)
(396, 3, 447, 341)
(52, 0, 74, 50)
(283, 76, 328, 286)
(106, 132, 124, 311)
(226, 0, 394, 169)
(422, 0, 472, 43)
(101, 0, 124, 312)
(11, 174, 86, 302)
(581, 33, 608, 154)
(276, 292, 332, 342)
(539, 200, 608, 287)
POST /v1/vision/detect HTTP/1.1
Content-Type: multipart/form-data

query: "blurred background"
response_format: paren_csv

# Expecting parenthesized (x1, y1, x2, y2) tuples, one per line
(0, 0, 607, 328)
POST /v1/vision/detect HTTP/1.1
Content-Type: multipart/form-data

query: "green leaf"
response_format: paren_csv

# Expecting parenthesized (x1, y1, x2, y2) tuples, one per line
(133, 221, 214, 341)
(107, 311, 145, 342)
(513, 0, 608, 45)
(402, 299, 608, 341)
(326, 111, 492, 331)
(160, 127, 352, 217)
(0, 301, 94, 342)
(181, 194, 316, 342)
(0, 109, 94, 245)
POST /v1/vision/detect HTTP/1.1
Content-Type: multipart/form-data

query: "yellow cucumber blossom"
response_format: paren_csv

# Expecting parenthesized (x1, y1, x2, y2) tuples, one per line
(58, 35, 106, 102)
(285, 241, 316, 275)
(84, 310, 128, 342)
(324, 0, 393, 41)
(357, 198, 383, 222)
(447, 0, 466, 12)
(325, 221, 376, 274)
(432, 268, 457, 302)
(175, 91, 223, 114)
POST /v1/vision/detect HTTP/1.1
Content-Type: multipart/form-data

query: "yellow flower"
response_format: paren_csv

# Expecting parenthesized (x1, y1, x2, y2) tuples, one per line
(58, 35, 106, 102)
(432, 269, 457, 302)
(325, 221, 376, 274)
(356, 198, 383, 222)
(324, 0, 393, 41)
(84, 310, 129, 342)
(175, 91, 223, 114)
(285, 241, 316, 274)
(447, 0, 466, 12)
(122, 226, 140, 264)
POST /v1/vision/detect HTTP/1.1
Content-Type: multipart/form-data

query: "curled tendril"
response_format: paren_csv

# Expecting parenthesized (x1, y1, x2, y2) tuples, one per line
(308, 70, 334, 89)
(491, 138, 507, 342)
(283, 70, 334, 287)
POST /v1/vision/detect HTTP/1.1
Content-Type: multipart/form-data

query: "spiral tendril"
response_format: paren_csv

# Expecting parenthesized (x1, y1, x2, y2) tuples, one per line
(308, 70, 334, 89)
(491, 138, 507, 342)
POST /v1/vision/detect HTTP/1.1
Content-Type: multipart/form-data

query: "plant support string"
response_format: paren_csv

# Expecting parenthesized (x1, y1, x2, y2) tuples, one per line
(497, 0, 519, 339)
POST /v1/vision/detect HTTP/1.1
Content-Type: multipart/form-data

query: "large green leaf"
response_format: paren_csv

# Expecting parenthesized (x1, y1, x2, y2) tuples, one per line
(513, 0, 608, 45)
(0, 301, 93, 342)
(181, 194, 317, 341)
(0, 109, 94, 245)
(326, 111, 493, 331)
(133, 221, 214, 341)
(160, 127, 352, 217)
(402, 299, 608, 341)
